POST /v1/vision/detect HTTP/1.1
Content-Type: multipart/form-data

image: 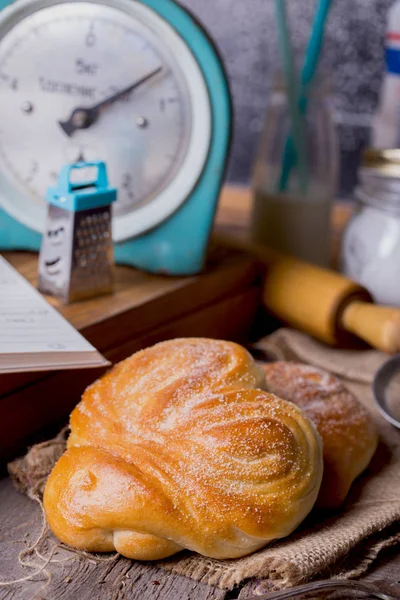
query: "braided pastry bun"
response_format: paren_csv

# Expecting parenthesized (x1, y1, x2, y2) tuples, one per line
(261, 362, 378, 509)
(44, 338, 323, 560)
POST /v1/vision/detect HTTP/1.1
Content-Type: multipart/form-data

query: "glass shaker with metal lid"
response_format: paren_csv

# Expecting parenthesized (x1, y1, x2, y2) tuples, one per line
(341, 149, 400, 306)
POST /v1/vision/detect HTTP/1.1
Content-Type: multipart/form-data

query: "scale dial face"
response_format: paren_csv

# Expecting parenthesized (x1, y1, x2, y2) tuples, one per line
(0, 0, 211, 240)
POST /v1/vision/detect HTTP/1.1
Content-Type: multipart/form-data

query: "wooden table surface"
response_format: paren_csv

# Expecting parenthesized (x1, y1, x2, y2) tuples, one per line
(1, 187, 400, 600)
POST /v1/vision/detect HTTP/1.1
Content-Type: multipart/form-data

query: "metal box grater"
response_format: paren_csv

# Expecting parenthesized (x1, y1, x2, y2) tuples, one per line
(38, 161, 117, 303)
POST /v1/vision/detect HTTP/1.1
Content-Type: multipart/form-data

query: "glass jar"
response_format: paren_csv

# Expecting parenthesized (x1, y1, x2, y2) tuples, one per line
(341, 149, 400, 306)
(251, 76, 338, 267)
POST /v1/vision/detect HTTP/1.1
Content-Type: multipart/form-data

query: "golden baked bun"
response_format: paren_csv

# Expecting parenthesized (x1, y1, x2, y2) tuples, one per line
(44, 338, 323, 560)
(261, 361, 378, 509)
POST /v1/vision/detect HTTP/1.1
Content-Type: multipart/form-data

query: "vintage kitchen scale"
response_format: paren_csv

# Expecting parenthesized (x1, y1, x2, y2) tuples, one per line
(0, 0, 232, 275)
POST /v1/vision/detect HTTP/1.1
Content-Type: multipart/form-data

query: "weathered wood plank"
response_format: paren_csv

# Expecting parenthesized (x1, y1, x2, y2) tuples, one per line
(0, 478, 227, 600)
(364, 546, 400, 584)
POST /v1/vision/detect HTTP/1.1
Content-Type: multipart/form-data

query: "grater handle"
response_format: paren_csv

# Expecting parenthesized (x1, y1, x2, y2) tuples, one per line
(58, 161, 109, 193)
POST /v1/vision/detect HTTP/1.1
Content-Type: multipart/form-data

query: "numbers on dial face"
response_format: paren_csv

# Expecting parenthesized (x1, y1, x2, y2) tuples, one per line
(0, 3, 192, 216)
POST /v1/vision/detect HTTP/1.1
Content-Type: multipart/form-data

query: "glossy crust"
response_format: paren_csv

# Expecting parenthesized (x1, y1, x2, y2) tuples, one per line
(44, 339, 323, 560)
(261, 362, 378, 509)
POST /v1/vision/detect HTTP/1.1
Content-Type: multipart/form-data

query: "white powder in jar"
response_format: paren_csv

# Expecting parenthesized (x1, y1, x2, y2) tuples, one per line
(341, 204, 400, 306)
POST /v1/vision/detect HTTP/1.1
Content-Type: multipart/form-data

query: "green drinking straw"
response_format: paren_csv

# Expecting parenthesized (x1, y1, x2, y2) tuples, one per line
(274, 0, 308, 194)
(278, 0, 333, 192)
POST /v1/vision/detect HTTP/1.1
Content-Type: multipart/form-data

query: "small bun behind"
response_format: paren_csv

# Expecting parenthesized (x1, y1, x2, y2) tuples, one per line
(261, 361, 378, 508)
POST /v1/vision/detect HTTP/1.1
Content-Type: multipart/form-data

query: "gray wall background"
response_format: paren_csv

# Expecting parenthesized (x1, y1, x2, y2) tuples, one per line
(180, 0, 394, 197)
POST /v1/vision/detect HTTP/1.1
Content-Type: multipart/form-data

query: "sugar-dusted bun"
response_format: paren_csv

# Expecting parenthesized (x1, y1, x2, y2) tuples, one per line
(261, 362, 378, 508)
(44, 339, 323, 560)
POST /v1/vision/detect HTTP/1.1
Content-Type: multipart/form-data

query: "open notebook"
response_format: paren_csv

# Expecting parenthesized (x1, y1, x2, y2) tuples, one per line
(0, 256, 110, 373)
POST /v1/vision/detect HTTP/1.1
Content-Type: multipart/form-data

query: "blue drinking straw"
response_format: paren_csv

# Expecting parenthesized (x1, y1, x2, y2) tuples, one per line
(274, 0, 308, 193)
(278, 0, 333, 192)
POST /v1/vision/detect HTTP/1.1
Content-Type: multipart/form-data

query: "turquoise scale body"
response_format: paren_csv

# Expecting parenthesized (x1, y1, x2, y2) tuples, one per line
(0, 0, 232, 275)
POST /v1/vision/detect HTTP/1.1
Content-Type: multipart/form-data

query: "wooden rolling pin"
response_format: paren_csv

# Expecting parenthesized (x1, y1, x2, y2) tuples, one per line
(217, 230, 400, 354)
(254, 247, 400, 354)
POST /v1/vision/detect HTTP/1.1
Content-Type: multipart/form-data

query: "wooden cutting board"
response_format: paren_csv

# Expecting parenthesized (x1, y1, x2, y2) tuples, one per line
(0, 240, 261, 461)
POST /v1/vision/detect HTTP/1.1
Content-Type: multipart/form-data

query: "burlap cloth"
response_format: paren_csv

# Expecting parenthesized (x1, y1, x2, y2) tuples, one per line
(8, 328, 400, 592)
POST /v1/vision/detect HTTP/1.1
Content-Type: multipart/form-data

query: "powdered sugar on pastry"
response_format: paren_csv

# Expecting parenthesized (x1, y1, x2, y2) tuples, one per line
(43, 339, 323, 561)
